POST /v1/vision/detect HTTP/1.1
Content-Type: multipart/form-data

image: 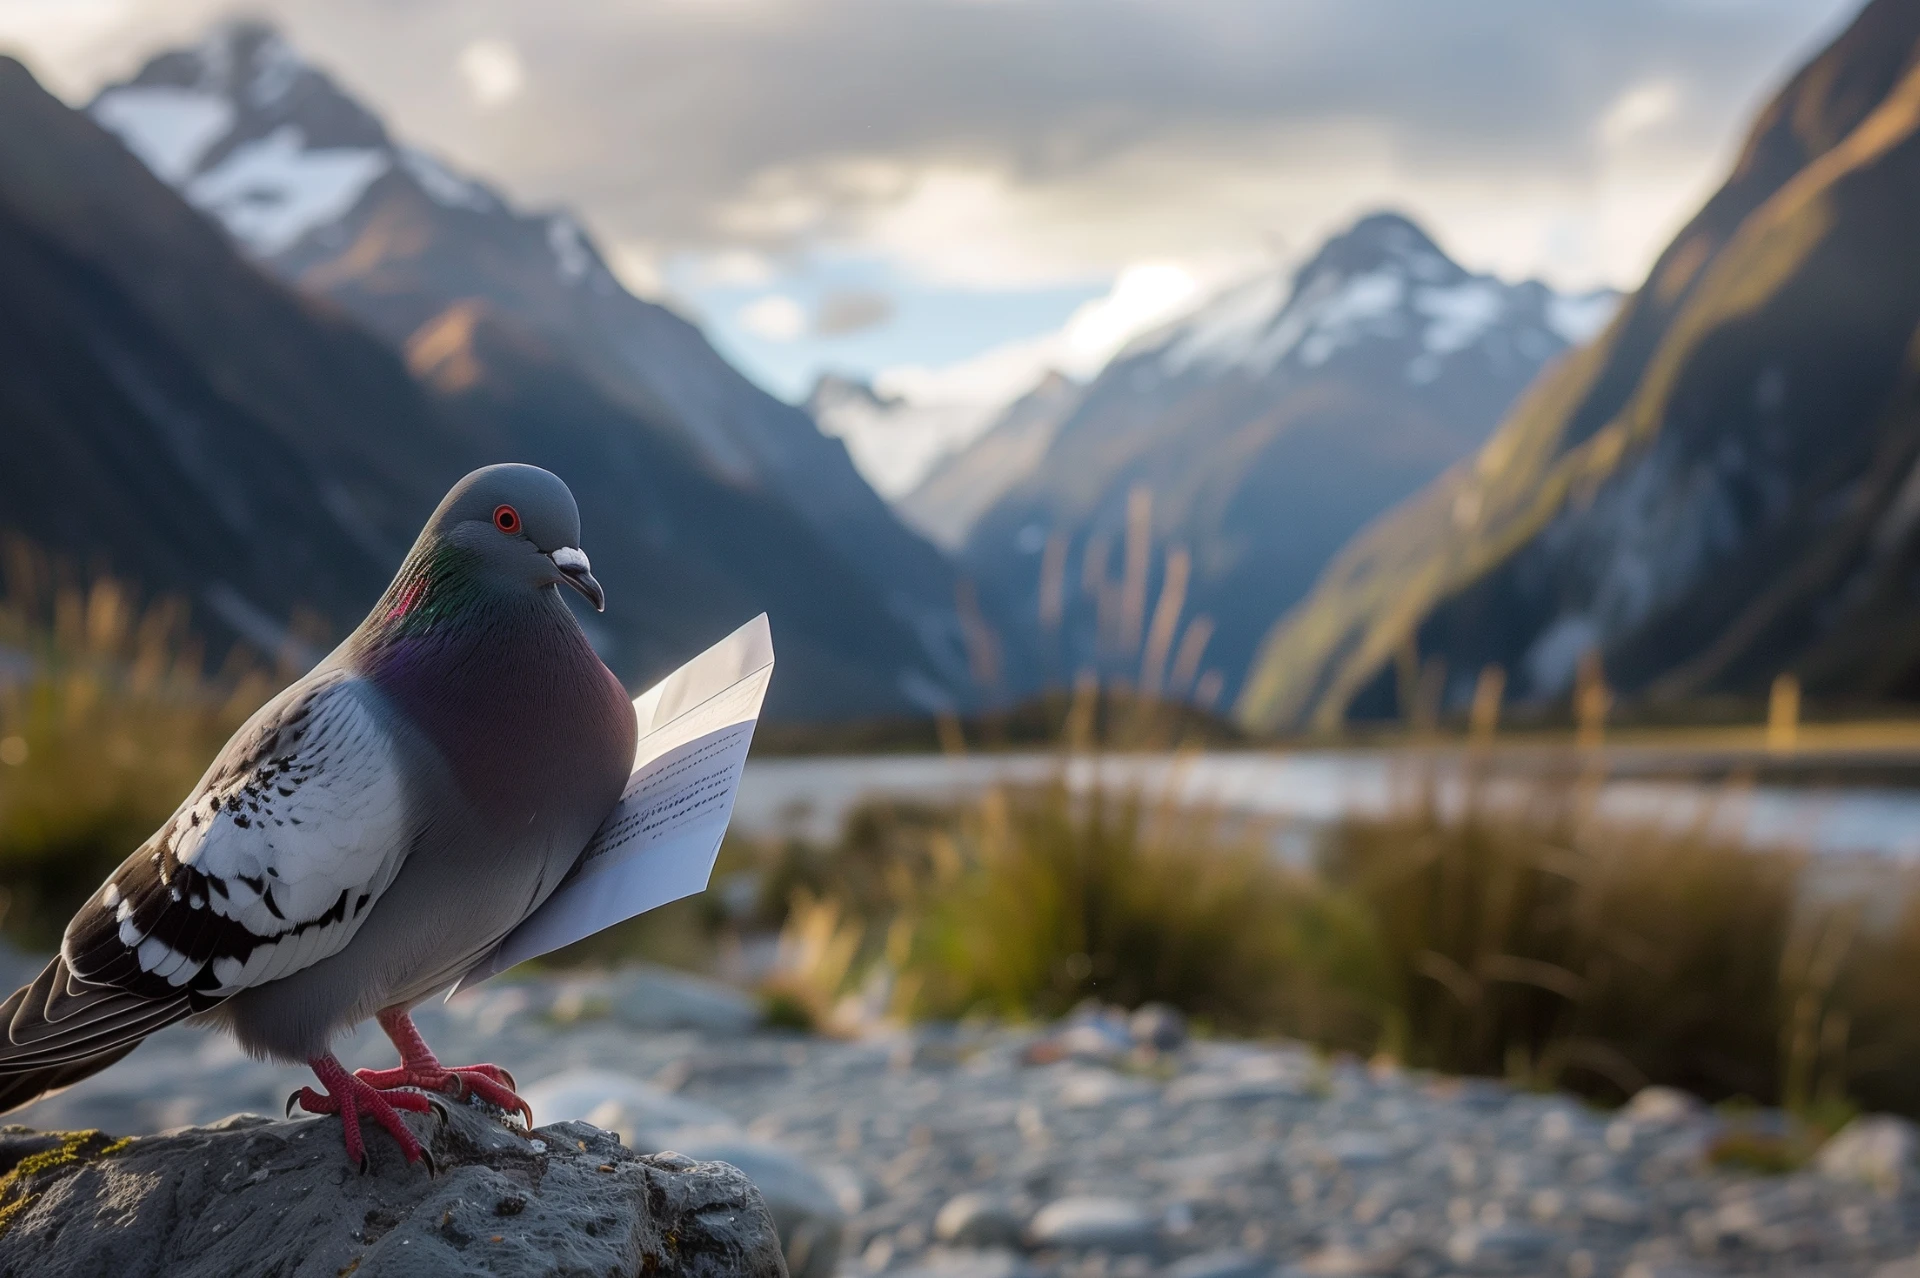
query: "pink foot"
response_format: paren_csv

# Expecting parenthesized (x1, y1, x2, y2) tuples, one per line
(291, 1053, 436, 1172)
(360, 1007, 535, 1128)
(353, 1061, 533, 1127)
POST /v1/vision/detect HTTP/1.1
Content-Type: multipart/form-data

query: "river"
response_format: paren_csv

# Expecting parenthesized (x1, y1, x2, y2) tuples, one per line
(733, 749, 1920, 862)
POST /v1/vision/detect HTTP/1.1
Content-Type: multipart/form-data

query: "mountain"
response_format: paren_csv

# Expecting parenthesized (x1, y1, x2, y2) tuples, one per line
(0, 53, 457, 657)
(400, 304, 953, 717)
(88, 21, 969, 696)
(804, 372, 1008, 503)
(1237, 0, 1920, 732)
(900, 371, 1084, 551)
(958, 212, 1614, 704)
(0, 54, 948, 721)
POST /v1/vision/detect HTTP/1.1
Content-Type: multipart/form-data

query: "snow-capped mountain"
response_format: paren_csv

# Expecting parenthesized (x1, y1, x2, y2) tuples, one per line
(962, 211, 1617, 704)
(1238, 0, 1920, 733)
(88, 22, 972, 703)
(1135, 213, 1612, 391)
(0, 50, 457, 662)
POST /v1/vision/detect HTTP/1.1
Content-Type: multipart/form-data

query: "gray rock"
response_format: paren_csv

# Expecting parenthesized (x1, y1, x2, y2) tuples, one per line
(1166, 1248, 1274, 1278)
(934, 1191, 1025, 1248)
(1445, 1223, 1556, 1272)
(520, 1065, 838, 1275)
(1276, 1244, 1393, 1276)
(657, 1133, 845, 1278)
(549, 963, 762, 1034)
(610, 964, 763, 1033)
(522, 1068, 736, 1150)
(1579, 1187, 1648, 1226)
(0, 1106, 785, 1278)
(1818, 1115, 1920, 1192)
(892, 1248, 1034, 1278)
(1313, 1130, 1395, 1169)
(1056, 1066, 1157, 1109)
(1026, 1195, 1157, 1251)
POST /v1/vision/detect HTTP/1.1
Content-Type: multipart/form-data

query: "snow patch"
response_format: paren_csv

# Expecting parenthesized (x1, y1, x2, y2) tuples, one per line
(400, 147, 496, 212)
(1297, 270, 1405, 367)
(185, 126, 389, 254)
(1160, 266, 1411, 377)
(91, 87, 235, 184)
(1156, 272, 1290, 375)
(1547, 291, 1620, 344)
(547, 215, 591, 282)
(1414, 281, 1505, 356)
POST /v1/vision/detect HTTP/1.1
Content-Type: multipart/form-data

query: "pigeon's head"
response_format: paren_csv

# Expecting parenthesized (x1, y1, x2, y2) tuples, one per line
(427, 464, 605, 611)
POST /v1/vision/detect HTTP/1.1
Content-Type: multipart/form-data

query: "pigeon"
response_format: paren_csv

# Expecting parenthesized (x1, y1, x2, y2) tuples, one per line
(0, 464, 638, 1169)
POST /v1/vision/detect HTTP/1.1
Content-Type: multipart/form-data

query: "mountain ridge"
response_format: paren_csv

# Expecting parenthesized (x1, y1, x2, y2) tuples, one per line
(89, 21, 973, 698)
(0, 51, 951, 720)
(955, 209, 1612, 706)
(1236, 0, 1920, 731)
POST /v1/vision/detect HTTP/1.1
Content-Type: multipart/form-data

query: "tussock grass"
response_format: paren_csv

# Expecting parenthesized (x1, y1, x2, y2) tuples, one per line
(898, 777, 1386, 1039)
(1323, 765, 1810, 1103)
(737, 738, 1920, 1119)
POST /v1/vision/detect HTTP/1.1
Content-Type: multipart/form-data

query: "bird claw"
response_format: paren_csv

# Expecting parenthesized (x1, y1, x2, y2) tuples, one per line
(302, 1055, 432, 1172)
(421, 1147, 439, 1178)
(285, 1090, 303, 1119)
(354, 1061, 533, 1129)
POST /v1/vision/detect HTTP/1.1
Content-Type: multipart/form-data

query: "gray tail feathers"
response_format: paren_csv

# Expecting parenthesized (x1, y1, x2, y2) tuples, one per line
(0, 956, 198, 1113)
(0, 1042, 141, 1113)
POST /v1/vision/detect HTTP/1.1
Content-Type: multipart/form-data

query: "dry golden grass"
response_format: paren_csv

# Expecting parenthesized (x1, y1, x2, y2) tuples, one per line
(0, 542, 276, 947)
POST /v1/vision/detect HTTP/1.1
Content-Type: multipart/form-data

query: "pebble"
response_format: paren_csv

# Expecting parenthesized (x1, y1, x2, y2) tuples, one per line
(935, 1193, 1026, 1249)
(1821, 1117, 1920, 1193)
(1165, 1250, 1272, 1278)
(1129, 1004, 1188, 1054)
(1027, 1195, 1158, 1251)
(18, 970, 1920, 1277)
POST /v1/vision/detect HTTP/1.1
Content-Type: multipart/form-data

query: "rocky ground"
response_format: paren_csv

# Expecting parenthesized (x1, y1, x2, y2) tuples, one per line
(17, 962, 1920, 1278)
(0, 1104, 785, 1278)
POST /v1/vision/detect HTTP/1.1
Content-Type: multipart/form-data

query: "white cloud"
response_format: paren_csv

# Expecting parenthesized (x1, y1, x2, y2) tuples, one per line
(0, 0, 142, 97)
(694, 248, 779, 287)
(1598, 80, 1681, 148)
(738, 293, 806, 341)
(876, 332, 1068, 416)
(604, 239, 665, 296)
(456, 37, 524, 109)
(829, 261, 1211, 496)
(1061, 262, 1199, 365)
(873, 257, 1220, 419)
(0, 0, 1857, 300)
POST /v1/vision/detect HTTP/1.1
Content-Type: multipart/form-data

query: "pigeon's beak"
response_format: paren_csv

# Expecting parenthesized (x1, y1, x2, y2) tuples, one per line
(549, 546, 605, 612)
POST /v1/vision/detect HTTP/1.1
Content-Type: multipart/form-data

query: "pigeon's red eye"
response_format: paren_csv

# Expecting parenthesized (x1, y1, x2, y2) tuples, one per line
(493, 504, 521, 534)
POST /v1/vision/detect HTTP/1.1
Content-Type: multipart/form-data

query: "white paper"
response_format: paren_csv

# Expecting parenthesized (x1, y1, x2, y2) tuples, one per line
(451, 614, 774, 992)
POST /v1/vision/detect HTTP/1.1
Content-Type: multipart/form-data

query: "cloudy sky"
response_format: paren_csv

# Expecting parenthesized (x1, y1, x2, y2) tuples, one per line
(0, 0, 1861, 409)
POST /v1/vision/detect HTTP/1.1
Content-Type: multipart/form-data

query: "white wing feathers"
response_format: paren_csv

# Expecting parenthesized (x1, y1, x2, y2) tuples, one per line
(63, 670, 413, 1001)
